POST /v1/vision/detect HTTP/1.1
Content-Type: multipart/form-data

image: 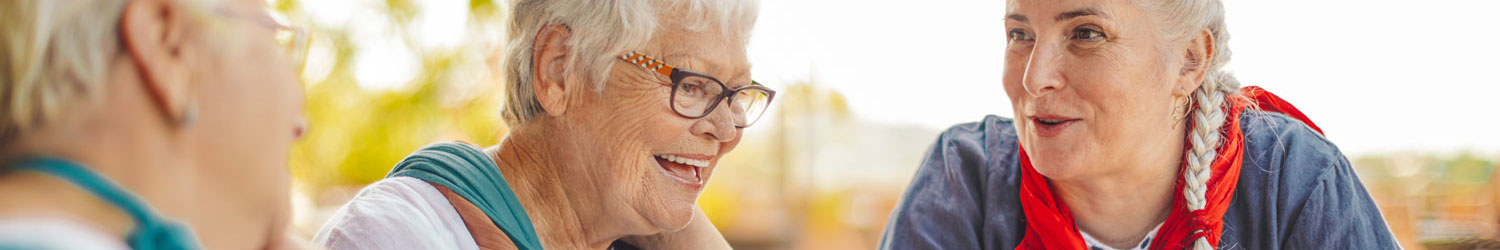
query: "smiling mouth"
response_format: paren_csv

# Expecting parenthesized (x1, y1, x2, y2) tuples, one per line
(653, 154, 708, 186)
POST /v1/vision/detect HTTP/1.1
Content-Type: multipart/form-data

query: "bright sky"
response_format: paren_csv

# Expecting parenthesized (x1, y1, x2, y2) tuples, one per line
(746, 0, 1500, 156)
(300, 0, 1500, 157)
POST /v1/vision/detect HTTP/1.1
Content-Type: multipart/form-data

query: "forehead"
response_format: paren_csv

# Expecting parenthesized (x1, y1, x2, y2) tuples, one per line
(1006, 0, 1136, 20)
(642, 21, 751, 82)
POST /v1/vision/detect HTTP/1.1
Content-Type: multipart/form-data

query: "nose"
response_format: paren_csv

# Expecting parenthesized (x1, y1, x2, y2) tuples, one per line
(1022, 43, 1066, 97)
(691, 99, 740, 142)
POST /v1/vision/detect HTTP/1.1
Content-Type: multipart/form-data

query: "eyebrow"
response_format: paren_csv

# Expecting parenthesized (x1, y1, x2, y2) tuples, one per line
(664, 54, 752, 86)
(1004, 8, 1109, 23)
(1005, 14, 1028, 22)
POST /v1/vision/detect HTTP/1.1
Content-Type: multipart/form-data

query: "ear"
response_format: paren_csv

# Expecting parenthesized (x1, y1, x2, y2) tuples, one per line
(121, 0, 197, 125)
(531, 24, 573, 117)
(1174, 29, 1215, 97)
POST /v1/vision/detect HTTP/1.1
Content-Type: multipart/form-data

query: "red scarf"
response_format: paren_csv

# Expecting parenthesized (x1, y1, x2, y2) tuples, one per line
(1015, 86, 1321, 249)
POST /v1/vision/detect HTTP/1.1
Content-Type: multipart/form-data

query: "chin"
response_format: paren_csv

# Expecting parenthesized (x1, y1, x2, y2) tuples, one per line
(1023, 144, 1093, 180)
(638, 155, 711, 231)
(644, 201, 698, 231)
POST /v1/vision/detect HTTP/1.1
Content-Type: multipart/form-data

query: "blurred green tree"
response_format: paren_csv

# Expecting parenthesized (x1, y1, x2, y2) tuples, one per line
(274, 0, 508, 200)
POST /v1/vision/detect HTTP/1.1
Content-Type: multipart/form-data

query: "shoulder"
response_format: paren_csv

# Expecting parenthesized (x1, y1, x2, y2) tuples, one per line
(936, 115, 1021, 153)
(0, 217, 128, 249)
(925, 115, 1024, 180)
(1226, 109, 1398, 248)
(912, 115, 1025, 203)
(313, 177, 479, 250)
(1235, 109, 1353, 202)
(880, 115, 1026, 249)
(1238, 109, 1345, 174)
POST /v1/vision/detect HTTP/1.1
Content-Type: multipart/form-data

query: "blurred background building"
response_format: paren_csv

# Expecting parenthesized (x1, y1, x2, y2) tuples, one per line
(270, 0, 1500, 249)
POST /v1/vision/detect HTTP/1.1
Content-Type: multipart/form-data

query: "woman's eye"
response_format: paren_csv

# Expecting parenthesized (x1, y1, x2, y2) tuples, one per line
(1007, 28, 1034, 42)
(1072, 27, 1106, 42)
(680, 82, 703, 94)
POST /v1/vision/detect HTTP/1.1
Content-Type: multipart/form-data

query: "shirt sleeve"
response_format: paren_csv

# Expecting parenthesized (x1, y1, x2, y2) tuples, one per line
(879, 122, 994, 250)
(1282, 149, 1401, 249)
(313, 177, 480, 250)
(0, 218, 130, 250)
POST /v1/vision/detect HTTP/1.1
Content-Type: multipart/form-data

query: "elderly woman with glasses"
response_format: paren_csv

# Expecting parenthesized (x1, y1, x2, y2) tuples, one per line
(880, 0, 1397, 249)
(0, 0, 308, 249)
(312, 0, 768, 249)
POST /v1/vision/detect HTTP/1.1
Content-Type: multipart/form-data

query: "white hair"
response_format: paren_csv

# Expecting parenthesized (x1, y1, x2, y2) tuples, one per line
(1, 0, 225, 145)
(1136, 0, 1242, 249)
(499, 0, 759, 126)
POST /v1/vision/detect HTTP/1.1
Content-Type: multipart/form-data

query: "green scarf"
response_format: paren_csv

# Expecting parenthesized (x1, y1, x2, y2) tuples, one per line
(386, 142, 544, 250)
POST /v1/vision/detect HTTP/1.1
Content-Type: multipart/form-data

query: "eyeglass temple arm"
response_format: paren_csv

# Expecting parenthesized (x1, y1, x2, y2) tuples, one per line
(620, 52, 676, 77)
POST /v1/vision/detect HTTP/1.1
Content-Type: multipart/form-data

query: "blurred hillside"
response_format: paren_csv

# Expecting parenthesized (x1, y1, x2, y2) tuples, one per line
(1357, 153, 1500, 250)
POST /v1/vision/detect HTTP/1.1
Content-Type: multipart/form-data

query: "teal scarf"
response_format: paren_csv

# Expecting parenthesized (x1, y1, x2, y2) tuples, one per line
(386, 142, 544, 250)
(7, 157, 200, 250)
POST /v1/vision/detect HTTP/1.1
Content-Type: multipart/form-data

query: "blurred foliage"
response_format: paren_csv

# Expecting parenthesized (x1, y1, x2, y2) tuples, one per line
(275, 0, 508, 199)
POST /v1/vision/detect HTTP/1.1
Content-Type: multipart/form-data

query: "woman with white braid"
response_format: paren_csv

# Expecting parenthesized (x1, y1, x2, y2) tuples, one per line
(880, 0, 1398, 249)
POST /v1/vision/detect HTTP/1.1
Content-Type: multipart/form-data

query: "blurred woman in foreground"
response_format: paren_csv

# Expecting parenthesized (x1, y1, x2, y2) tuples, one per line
(0, 0, 308, 248)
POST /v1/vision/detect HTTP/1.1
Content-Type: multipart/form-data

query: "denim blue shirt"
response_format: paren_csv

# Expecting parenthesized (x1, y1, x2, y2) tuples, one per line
(879, 110, 1399, 249)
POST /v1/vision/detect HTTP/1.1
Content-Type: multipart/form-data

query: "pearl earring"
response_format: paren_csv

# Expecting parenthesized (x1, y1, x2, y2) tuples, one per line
(178, 103, 197, 128)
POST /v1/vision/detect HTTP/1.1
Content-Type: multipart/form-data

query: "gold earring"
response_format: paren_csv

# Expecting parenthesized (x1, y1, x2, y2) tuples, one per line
(1171, 97, 1188, 122)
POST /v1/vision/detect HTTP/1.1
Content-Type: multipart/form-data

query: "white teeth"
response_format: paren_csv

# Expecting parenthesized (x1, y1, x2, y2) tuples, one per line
(655, 154, 709, 168)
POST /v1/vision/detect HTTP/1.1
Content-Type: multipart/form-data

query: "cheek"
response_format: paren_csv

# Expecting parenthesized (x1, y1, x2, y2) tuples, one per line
(587, 86, 679, 172)
(185, 55, 295, 214)
(1072, 55, 1172, 143)
(595, 85, 672, 137)
(207, 43, 300, 157)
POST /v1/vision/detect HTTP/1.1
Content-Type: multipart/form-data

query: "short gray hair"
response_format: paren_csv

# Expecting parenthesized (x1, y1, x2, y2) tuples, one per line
(499, 0, 759, 126)
(1, 0, 224, 144)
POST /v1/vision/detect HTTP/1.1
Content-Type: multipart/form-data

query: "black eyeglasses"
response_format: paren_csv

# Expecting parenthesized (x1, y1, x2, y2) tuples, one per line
(620, 51, 776, 128)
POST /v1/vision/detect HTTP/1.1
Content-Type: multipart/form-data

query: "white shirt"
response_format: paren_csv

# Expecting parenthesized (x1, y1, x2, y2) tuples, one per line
(0, 217, 129, 250)
(314, 177, 480, 250)
(1078, 222, 1163, 250)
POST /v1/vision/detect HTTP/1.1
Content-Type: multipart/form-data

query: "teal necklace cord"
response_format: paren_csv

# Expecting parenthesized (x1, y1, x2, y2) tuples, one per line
(9, 157, 201, 250)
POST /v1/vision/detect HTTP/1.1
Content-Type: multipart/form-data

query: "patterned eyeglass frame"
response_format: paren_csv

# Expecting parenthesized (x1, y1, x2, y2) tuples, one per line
(619, 51, 777, 128)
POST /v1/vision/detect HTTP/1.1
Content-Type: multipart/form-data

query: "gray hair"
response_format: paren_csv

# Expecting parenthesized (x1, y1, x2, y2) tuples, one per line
(1137, 0, 1241, 249)
(499, 0, 759, 127)
(1, 0, 224, 144)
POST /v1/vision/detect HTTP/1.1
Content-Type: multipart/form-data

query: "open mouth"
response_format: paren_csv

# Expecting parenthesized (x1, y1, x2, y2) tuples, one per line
(1034, 118, 1075, 126)
(653, 154, 707, 186)
(1030, 117, 1081, 137)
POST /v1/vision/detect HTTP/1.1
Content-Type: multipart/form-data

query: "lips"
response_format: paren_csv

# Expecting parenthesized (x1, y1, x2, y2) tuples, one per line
(653, 154, 709, 187)
(1029, 115, 1081, 138)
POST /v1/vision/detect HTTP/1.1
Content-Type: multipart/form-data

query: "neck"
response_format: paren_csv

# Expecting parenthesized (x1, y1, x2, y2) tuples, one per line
(493, 124, 636, 249)
(0, 106, 195, 246)
(1050, 123, 1188, 249)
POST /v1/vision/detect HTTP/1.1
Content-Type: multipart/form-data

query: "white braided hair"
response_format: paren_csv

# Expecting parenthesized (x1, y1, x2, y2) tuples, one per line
(1135, 0, 1241, 249)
